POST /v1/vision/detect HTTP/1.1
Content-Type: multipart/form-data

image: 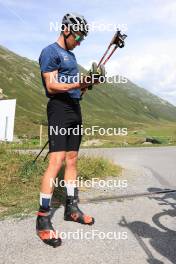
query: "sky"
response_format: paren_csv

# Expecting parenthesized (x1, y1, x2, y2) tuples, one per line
(0, 0, 176, 105)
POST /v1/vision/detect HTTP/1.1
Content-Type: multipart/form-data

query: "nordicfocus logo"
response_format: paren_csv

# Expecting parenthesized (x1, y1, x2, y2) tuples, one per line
(50, 178, 128, 189)
(49, 22, 128, 33)
(50, 229, 128, 241)
(49, 125, 128, 137)
(49, 72, 128, 85)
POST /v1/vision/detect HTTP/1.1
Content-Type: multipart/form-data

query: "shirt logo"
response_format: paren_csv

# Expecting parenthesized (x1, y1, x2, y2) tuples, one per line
(63, 56, 69, 61)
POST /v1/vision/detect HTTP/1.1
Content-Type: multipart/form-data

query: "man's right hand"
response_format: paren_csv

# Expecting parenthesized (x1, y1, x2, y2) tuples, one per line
(79, 75, 100, 91)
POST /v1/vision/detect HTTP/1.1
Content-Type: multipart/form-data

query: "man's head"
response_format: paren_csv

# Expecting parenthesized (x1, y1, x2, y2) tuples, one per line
(61, 13, 89, 50)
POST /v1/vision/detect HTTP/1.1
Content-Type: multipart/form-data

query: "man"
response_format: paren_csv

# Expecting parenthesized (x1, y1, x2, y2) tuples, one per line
(36, 13, 96, 248)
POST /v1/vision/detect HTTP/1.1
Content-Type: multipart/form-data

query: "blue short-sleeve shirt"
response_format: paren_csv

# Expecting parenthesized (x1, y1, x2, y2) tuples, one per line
(39, 42, 80, 99)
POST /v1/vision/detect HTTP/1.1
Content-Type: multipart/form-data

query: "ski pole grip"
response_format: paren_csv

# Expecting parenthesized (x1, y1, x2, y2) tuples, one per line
(111, 29, 127, 48)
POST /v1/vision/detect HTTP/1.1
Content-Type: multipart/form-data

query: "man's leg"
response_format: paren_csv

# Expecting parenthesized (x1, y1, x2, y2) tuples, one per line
(64, 151, 95, 225)
(64, 151, 78, 182)
(41, 151, 66, 193)
(36, 151, 65, 247)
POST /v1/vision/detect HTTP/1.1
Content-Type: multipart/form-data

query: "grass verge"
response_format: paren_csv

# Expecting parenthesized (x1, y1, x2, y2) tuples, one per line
(0, 147, 121, 219)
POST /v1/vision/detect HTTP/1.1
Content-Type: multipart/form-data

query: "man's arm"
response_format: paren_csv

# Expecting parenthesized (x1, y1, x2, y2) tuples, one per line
(43, 70, 99, 95)
(42, 70, 82, 94)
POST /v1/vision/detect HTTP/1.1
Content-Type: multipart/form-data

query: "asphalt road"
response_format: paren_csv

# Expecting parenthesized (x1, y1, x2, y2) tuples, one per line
(1, 146, 176, 264)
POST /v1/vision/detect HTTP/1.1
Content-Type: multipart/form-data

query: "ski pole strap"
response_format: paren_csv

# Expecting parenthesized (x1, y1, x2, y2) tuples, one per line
(111, 29, 127, 48)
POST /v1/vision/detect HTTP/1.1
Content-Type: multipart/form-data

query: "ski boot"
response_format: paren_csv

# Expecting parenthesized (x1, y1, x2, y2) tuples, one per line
(64, 189, 95, 225)
(36, 207, 62, 248)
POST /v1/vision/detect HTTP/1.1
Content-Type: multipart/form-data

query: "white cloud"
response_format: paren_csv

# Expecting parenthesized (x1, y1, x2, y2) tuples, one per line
(127, 0, 176, 26)
(1, 0, 176, 106)
(153, 0, 176, 24)
(0, 0, 37, 10)
(105, 39, 176, 105)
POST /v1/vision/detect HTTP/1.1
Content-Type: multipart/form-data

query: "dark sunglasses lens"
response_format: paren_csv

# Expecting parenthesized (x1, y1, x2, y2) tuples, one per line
(75, 35, 84, 42)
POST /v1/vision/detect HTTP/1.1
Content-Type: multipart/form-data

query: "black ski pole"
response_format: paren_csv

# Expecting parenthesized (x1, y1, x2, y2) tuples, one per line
(43, 151, 49, 162)
(33, 140, 49, 163)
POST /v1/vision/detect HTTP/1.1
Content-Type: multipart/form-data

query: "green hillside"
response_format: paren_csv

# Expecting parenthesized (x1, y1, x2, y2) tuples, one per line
(1, 45, 176, 138)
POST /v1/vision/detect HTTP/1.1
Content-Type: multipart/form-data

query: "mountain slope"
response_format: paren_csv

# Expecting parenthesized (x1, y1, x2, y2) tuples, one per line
(0, 45, 176, 136)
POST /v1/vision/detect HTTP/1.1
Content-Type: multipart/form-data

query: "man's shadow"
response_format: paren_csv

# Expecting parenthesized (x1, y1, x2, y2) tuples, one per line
(119, 187, 176, 264)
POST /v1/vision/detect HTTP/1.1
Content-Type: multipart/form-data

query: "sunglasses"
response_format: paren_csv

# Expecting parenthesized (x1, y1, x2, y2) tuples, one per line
(72, 32, 84, 43)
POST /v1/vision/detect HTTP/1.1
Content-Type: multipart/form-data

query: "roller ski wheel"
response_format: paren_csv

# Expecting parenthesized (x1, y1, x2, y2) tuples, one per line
(88, 62, 98, 90)
(91, 62, 98, 74)
(36, 209, 62, 248)
(91, 62, 106, 76)
(99, 64, 106, 82)
(99, 64, 106, 76)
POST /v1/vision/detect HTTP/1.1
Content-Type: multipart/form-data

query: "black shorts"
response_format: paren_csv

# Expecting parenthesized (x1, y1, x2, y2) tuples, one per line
(47, 93, 82, 153)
